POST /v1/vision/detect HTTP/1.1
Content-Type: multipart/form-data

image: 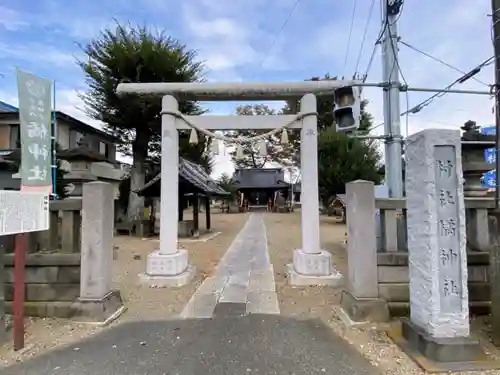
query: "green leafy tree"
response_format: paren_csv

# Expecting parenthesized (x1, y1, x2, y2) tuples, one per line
(227, 104, 296, 168)
(148, 131, 214, 174)
(216, 172, 238, 200)
(317, 128, 382, 204)
(78, 23, 208, 219)
(283, 74, 383, 202)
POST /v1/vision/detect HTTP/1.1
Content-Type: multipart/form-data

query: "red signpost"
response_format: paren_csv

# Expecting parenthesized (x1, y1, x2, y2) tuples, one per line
(13, 233, 26, 351)
(7, 69, 54, 351)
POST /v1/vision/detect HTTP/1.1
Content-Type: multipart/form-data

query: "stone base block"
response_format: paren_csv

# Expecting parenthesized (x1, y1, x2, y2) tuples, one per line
(339, 290, 389, 323)
(75, 290, 127, 325)
(178, 220, 194, 237)
(387, 318, 500, 372)
(286, 263, 343, 286)
(3, 291, 126, 323)
(140, 265, 196, 288)
(292, 249, 333, 276)
(146, 249, 189, 276)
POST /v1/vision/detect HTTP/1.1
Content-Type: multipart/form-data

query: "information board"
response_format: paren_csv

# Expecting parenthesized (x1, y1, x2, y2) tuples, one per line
(0, 190, 49, 236)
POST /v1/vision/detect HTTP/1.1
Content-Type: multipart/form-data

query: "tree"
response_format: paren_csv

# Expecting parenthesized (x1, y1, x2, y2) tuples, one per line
(227, 104, 296, 168)
(216, 172, 238, 200)
(147, 131, 214, 174)
(317, 128, 382, 202)
(284, 74, 382, 202)
(78, 23, 207, 220)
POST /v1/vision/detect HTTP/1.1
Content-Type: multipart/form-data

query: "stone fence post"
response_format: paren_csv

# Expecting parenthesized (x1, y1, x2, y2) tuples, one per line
(79, 181, 123, 322)
(340, 180, 389, 322)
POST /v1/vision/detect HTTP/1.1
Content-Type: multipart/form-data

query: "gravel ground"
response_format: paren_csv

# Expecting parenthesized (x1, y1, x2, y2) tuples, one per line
(2, 210, 500, 374)
(0, 211, 249, 367)
(265, 211, 500, 375)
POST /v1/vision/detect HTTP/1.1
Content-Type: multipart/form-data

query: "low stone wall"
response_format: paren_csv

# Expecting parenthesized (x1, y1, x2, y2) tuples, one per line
(3, 253, 82, 317)
(377, 252, 490, 317)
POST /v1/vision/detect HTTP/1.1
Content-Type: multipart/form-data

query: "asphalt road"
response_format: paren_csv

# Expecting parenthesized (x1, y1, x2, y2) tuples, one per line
(3, 304, 380, 375)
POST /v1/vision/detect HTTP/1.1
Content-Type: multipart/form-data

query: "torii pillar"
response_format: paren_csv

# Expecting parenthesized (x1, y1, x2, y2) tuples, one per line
(117, 81, 350, 287)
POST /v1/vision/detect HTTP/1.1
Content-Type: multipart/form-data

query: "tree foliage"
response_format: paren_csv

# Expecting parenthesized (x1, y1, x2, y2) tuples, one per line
(280, 74, 376, 166)
(224, 74, 383, 200)
(216, 172, 238, 200)
(285, 74, 382, 201)
(78, 23, 206, 152)
(317, 128, 382, 203)
(148, 132, 214, 174)
(78, 23, 209, 218)
(228, 104, 296, 168)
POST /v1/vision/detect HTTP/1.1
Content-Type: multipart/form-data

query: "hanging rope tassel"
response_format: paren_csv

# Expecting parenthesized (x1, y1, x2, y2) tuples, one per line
(189, 128, 198, 144)
(235, 144, 244, 160)
(281, 128, 289, 144)
(211, 139, 220, 155)
(258, 140, 267, 157)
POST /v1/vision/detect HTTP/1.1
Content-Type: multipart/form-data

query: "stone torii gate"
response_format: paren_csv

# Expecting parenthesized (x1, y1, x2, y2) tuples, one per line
(116, 81, 357, 287)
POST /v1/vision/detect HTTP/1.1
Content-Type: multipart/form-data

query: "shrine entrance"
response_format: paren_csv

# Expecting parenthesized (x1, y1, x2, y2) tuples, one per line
(116, 81, 351, 287)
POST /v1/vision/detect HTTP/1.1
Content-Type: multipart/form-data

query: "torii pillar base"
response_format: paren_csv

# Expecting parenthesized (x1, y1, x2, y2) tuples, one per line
(139, 249, 196, 288)
(287, 249, 344, 287)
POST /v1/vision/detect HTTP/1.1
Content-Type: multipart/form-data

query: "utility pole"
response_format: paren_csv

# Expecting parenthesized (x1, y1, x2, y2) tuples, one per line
(493, 0, 500, 209)
(381, 0, 404, 198)
(490, 0, 500, 347)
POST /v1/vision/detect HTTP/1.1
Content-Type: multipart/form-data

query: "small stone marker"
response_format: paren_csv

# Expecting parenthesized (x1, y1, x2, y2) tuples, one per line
(393, 129, 499, 371)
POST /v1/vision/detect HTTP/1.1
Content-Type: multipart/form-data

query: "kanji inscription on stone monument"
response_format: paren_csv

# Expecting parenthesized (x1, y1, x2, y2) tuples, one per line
(434, 145, 463, 313)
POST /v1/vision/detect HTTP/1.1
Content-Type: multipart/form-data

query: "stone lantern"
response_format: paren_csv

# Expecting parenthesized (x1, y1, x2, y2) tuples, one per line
(461, 120, 496, 197)
(58, 136, 109, 198)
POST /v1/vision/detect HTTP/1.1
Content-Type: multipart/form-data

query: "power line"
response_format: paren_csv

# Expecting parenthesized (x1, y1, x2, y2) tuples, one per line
(354, 0, 377, 75)
(360, 4, 389, 82)
(342, 0, 358, 76)
(402, 56, 494, 116)
(367, 56, 495, 132)
(253, 0, 302, 74)
(399, 40, 491, 87)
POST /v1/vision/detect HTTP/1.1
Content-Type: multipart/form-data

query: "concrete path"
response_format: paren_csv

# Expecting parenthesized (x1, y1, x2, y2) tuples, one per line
(181, 213, 279, 318)
(2, 315, 379, 375)
(1, 213, 381, 375)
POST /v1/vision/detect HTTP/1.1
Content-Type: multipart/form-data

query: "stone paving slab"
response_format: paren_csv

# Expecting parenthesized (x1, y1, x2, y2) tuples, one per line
(179, 293, 220, 319)
(1, 315, 379, 375)
(194, 276, 228, 295)
(248, 272, 276, 292)
(180, 213, 280, 318)
(219, 284, 248, 304)
(246, 291, 280, 315)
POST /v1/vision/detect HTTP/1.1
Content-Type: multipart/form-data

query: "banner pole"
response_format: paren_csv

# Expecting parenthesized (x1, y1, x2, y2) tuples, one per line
(52, 80, 57, 199)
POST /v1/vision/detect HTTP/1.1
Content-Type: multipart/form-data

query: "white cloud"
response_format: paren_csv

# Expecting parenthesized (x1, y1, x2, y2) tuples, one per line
(0, 42, 83, 69)
(0, 6, 28, 31)
(2, 0, 495, 177)
(358, 0, 494, 138)
(181, 6, 259, 76)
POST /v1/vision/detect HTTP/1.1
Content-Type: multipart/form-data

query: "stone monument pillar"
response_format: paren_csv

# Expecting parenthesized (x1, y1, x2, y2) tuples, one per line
(340, 180, 389, 323)
(398, 129, 493, 370)
(287, 94, 343, 286)
(139, 95, 195, 287)
(79, 181, 124, 322)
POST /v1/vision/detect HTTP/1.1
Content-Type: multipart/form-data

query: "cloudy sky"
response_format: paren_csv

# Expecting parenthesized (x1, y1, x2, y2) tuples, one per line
(0, 0, 495, 178)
